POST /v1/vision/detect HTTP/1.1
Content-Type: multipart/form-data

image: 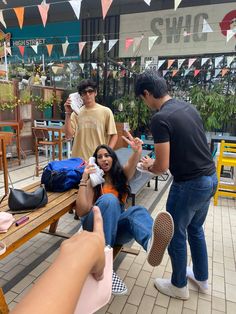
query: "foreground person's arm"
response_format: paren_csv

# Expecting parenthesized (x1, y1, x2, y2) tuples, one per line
(11, 206, 105, 314)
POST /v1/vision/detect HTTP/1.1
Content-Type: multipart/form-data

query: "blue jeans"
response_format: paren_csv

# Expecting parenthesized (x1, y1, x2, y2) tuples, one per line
(166, 172, 218, 288)
(81, 193, 153, 250)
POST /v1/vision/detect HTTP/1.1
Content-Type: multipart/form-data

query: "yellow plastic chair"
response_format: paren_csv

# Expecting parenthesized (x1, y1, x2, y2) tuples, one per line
(214, 140, 236, 206)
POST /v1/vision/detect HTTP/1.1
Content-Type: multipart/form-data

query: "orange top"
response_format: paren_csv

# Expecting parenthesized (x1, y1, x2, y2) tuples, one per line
(101, 183, 127, 204)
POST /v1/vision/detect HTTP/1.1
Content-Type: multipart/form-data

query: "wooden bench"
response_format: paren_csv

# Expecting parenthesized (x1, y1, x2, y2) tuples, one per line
(0, 181, 78, 313)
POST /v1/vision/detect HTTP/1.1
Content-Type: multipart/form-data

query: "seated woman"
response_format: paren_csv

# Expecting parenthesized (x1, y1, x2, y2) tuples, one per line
(76, 132, 174, 270)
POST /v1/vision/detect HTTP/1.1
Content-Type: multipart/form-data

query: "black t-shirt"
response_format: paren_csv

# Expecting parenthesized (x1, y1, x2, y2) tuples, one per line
(151, 98, 215, 181)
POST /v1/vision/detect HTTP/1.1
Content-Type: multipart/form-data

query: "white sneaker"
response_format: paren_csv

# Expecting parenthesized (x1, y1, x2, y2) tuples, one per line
(154, 278, 189, 300)
(147, 211, 174, 267)
(186, 266, 208, 292)
(89, 157, 105, 187)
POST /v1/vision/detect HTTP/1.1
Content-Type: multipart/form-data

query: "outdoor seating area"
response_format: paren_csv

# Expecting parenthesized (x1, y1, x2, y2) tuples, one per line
(1, 0, 236, 313)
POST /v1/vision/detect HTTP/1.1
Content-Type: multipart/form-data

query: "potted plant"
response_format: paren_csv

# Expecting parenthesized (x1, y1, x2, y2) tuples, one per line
(113, 95, 151, 135)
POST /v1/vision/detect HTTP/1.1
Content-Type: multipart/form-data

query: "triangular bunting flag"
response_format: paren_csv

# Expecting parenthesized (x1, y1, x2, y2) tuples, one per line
(163, 70, 168, 76)
(188, 58, 196, 68)
(13, 7, 24, 29)
(101, 0, 113, 20)
(215, 56, 223, 68)
(38, 2, 50, 27)
(79, 63, 85, 71)
(214, 69, 221, 77)
(144, 0, 151, 6)
(91, 63, 97, 70)
(145, 60, 153, 69)
(0, 10, 6, 28)
(69, 0, 82, 20)
(108, 39, 118, 52)
(194, 69, 200, 77)
(226, 29, 235, 42)
(18, 46, 25, 57)
(31, 45, 38, 54)
(184, 69, 191, 76)
(62, 40, 69, 56)
(202, 19, 213, 33)
(125, 38, 134, 50)
(107, 70, 111, 78)
(172, 70, 179, 77)
(227, 56, 235, 67)
(130, 60, 136, 68)
(167, 59, 175, 69)
(158, 59, 165, 69)
(113, 70, 118, 78)
(6, 47, 11, 55)
(174, 0, 182, 10)
(78, 42, 86, 55)
(133, 36, 143, 53)
(46, 44, 53, 56)
(148, 36, 158, 51)
(178, 59, 185, 69)
(91, 40, 101, 53)
(222, 68, 229, 77)
(201, 57, 209, 66)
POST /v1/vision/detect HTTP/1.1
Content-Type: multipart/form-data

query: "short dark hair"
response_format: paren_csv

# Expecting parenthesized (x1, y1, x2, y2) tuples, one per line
(135, 70, 168, 99)
(77, 79, 97, 94)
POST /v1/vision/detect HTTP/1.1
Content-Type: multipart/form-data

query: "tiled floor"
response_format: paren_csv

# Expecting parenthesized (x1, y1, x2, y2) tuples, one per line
(1, 156, 236, 313)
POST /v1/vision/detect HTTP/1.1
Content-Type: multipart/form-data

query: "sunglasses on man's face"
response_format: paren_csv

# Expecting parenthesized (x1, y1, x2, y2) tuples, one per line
(80, 89, 95, 96)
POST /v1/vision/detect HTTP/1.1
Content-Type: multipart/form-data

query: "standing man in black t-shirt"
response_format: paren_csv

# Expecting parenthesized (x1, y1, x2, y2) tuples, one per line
(135, 71, 217, 300)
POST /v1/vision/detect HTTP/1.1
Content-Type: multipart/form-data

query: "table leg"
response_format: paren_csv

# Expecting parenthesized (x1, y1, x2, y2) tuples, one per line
(58, 130, 62, 160)
(16, 126, 21, 165)
(49, 220, 59, 233)
(0, 288, 9, 314)
(1, 138, 8, 195)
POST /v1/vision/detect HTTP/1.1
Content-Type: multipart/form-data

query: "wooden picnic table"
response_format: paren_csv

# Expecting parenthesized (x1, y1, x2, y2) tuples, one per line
(0, 181, 78, 313)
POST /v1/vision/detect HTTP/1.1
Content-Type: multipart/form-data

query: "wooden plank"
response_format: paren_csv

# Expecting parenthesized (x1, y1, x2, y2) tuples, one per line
(0, 288, 9, 314)
(0, 188, 78, 259)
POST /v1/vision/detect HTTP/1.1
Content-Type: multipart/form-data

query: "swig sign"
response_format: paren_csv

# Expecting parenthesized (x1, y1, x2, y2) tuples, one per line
(119, 3, 236, 57)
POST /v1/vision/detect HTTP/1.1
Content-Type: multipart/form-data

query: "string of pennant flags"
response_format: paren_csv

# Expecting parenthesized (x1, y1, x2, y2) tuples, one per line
(3, 23, 236, 60)
(49, 55, 235, 79)
(0, 0, 184, 29)
(0, 0, 235, 42)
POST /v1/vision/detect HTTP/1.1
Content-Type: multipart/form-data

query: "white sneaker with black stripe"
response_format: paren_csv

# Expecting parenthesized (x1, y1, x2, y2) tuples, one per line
(112, 271, 128, 295)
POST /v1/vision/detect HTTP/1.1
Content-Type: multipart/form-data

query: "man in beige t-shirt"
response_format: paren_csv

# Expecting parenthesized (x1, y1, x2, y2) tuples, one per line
(64, 79, 118, 161)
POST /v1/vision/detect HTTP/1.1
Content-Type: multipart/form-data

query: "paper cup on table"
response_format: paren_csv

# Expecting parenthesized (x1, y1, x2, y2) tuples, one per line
(69, 93, 83, 115)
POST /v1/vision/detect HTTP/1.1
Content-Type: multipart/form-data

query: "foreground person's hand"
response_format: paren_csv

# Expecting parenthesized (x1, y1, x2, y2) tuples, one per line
(60, 205, 105, 280)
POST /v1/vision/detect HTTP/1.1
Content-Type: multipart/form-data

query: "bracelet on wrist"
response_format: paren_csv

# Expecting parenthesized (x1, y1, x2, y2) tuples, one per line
(79, 183, 87, 187)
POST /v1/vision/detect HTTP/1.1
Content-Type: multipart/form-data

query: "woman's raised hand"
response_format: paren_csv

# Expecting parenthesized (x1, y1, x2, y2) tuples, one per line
(122, 131, 143, 153)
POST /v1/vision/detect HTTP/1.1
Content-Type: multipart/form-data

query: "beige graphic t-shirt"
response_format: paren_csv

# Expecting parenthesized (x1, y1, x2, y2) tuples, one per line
(70, 104, 117, 161)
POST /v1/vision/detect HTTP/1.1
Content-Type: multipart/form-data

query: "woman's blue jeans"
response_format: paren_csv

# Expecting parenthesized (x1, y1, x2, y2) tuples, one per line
(81, 193, 153, 250)
(166, 172, 218, 288)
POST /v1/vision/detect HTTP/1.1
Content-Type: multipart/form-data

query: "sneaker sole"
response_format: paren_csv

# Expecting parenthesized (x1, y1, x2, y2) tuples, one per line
(147, 211, 174, 267)
(154, 281, 189, 300)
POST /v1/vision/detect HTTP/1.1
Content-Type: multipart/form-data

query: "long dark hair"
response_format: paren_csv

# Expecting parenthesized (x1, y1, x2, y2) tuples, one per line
(93, 145, 131, 202)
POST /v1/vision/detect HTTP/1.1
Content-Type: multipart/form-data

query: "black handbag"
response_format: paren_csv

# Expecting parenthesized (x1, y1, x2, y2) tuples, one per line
(8, 186, 48, 213)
